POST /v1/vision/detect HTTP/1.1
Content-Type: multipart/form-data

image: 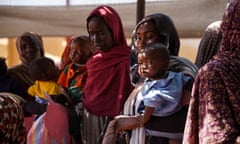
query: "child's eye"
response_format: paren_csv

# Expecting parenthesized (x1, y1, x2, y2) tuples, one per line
(147, 60, 153, 66)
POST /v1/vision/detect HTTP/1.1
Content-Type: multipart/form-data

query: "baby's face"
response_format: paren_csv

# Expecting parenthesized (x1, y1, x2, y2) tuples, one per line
(69, 42, 89, 64)
(138, 51, 167, 80)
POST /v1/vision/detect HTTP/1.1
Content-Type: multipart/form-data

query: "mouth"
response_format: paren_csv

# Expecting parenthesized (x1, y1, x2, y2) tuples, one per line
(94, 44, 102, 49)
(25, 54, 35, 59)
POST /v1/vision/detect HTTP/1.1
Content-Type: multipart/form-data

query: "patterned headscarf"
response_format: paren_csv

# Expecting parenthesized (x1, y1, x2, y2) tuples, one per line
(0, 93, 26, 144)
(183, 0, 240, 143)
(220, 0, 240, 52)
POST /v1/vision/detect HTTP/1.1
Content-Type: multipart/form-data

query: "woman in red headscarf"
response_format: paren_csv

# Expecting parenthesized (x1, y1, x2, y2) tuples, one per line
(82, 5, 133, 144)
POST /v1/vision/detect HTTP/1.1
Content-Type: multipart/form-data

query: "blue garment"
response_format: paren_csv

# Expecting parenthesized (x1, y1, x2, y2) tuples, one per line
(138, 71, 190, 117)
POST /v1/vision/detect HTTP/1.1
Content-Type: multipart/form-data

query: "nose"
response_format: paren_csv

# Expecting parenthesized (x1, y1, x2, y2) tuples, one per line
(92, 34, 100, 44)
(25, 44, 34, 52)
(136, 38, 146, 51)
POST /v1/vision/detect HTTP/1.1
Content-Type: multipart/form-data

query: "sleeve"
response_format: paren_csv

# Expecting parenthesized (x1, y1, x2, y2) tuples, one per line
(57, 66, 69, 88)
(143, 89, 180, 116)
(27, 85, 36, 97)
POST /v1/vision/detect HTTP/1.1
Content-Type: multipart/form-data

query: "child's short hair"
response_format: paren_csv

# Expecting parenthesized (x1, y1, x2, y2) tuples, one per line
(0, 57, 7, 75)
(142, 42, 170, 62)
(71, 35, 95, 53)
(30, 57, 58, 81)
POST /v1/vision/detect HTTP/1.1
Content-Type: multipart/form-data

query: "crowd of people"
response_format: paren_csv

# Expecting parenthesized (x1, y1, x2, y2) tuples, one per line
(1, 0, 240, 143)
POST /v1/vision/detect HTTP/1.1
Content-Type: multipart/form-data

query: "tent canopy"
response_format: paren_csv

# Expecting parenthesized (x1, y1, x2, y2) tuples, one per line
(0, 0, 227, 38)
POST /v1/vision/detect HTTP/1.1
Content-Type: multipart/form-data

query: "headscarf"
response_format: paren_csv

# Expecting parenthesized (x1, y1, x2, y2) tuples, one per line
(195, 21, 222, 68)
(132, 13, 180, 56)
(59, 36, 75, 71)
(83, 5, 133, 117)
(183, 0, 240, 143)
(16, 32, 44, 65)
(0, 92, 26, 144)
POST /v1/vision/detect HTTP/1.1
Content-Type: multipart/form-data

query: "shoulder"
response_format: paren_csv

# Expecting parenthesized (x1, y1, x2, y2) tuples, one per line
(169, 56, 199, 79)
(8, 64, 29, 75)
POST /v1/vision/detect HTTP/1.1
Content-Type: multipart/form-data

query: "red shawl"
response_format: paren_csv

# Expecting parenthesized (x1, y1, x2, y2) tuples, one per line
(83, 5, 133, 117)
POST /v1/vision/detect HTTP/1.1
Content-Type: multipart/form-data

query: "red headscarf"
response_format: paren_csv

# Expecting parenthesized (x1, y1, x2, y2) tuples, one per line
(83, 5, 133, 117)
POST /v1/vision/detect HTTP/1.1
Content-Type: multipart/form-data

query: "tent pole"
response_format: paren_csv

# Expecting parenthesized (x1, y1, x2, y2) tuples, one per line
(136, 0, 145, 24)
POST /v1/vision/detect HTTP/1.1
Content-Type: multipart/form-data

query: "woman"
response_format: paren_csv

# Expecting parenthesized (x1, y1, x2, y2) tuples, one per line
(130, 13, 198, 84)
(195, 21, 222, 68)
(183, 0, 240, 143)
(8, 32, 45, 101)
(0, 92, 26, 143)
(113, 13, 198, 144)
(7, 32, 47, 131)
(82, 5, 134, 144)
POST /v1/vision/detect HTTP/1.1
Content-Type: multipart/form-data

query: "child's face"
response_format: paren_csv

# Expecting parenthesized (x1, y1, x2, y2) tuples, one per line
(138, 51, 167, 80)
(69, 42, 89, 64)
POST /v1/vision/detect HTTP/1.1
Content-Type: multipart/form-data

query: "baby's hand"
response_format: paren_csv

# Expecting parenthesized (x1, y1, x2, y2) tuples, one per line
(114, 115, 141, 134)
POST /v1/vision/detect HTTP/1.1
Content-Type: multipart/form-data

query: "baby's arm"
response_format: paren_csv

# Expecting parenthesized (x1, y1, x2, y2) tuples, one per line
(27, 85, 36, 96)
(114, 106, 154, 133)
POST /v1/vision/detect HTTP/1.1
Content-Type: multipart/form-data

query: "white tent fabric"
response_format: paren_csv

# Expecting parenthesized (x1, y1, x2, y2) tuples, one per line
(0, 0, 227, 38)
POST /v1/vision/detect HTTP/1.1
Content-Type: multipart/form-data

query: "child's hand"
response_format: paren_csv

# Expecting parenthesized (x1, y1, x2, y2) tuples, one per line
(114, 115, 142, 134)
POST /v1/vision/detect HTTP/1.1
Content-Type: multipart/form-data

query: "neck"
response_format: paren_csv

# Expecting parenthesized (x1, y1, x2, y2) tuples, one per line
(150, 72, 168, 81)
(74, 63, 84, 67)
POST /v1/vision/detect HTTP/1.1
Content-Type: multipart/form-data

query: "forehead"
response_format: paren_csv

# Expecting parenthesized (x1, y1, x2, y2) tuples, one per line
(71, 41, 86, 51)
(88, 16, 107, 30)
(21, 36, 34, 44)
(138, 50, 159, 59)
(136, 21, 157, 33)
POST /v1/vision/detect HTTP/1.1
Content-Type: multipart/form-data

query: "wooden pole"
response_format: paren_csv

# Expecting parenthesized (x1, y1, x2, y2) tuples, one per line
(136, 0, 145, 24)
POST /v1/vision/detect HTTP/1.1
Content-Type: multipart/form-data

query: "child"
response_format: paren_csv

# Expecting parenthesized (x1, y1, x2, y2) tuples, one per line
(0, 57, 25, 96)
(28, 57, 62, 105)
(114, 43, 191, 144)
(57, 35, 95, 144)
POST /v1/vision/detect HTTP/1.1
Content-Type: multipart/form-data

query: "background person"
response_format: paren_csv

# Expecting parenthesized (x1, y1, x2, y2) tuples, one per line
(58, 35, 95, 144)
(0, 57, 25, 96)
(183, 0, 240, 143)
(194, 21, 222, 68)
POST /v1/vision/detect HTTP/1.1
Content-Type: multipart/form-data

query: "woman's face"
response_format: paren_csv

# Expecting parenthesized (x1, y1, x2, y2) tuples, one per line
(135, 21, 166, 51)
(20, 36, 41, 65)
(88, 16, 114, 52)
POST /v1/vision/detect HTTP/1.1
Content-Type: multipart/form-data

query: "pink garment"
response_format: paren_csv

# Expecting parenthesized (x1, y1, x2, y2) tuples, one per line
(27, 98, 71, 144)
